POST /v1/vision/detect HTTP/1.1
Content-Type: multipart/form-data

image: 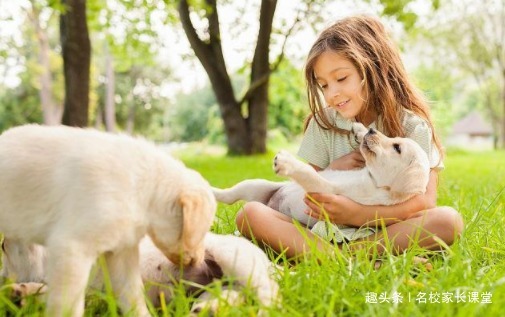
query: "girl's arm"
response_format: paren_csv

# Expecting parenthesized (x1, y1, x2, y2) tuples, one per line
(303, 170, 439, 227)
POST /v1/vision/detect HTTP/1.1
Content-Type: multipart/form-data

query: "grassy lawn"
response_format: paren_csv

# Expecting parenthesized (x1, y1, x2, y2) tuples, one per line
(1, 148, 504, 316)
(180, 148, 505, 317)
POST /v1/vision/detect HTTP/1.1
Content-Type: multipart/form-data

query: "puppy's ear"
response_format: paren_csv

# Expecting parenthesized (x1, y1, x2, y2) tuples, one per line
(178, 190, 215, 265)
(390, 162, 429, 196)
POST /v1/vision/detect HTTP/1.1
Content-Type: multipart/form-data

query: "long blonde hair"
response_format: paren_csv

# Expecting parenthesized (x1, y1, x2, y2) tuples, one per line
(304, 15, 443, 156)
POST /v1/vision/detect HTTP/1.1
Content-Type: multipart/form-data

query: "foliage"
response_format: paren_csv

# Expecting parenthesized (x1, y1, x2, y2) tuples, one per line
(416, 0, 505, 147)
(167, 59, 308, 144)
(268, 60, 307, 139)
(97, 65, 169, 138)
(412, 63, 460, 140)
(0, 77, 43, 131)
(0, 0, 174, 136)
(88, 0, 168, 72)
(166, 84, 220, 142)
(0, 5, 63, 132)
(376, 0, 440, 30)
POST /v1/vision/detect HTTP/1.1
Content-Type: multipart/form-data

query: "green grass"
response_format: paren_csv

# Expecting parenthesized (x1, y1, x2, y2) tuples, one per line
(1, 149, 504, 316)
(181, 148, 505, 317)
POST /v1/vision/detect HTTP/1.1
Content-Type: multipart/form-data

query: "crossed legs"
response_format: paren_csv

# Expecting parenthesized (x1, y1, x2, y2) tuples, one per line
(236, 202, 463, 259)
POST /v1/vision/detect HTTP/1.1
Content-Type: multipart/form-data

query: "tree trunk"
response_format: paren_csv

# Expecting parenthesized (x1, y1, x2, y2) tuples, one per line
(60, 0, 91, 127)
(178, 0, 277, 155)
(126, 91, 135, 135)
(247, 0, 277, 153)
(178, 0, 250, 154)
(28, 3, 62, 125)
(94, 104, 103, 129)
(104, 45, 116, 132)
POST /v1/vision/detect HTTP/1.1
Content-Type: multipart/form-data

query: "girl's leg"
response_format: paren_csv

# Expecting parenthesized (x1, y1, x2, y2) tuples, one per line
(355, 206, 464, 254)
(235, 202, 329, 259)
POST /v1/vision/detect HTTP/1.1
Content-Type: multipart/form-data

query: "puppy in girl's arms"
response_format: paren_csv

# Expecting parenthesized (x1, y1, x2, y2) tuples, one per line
(213, 122, 431, 242)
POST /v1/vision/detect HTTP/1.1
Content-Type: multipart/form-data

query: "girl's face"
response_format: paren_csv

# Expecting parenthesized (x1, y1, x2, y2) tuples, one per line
(313, 51, 373, 124)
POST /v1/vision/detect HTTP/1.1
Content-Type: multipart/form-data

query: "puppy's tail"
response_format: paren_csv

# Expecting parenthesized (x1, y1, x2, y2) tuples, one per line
(212, 179, 285, 205)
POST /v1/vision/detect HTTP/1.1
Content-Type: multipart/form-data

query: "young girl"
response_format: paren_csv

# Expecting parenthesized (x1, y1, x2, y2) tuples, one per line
(235, 15, 464, 259)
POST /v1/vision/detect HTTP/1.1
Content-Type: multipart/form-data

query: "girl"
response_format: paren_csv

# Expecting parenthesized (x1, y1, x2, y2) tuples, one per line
(235, 15, 464, 259)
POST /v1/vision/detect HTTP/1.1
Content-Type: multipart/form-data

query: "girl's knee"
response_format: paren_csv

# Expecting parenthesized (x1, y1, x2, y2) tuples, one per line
(427, 206, 464, 243)
(235, 209, 245, 228)
(235, 202, 263, 235)
(438, 206, 464, 234)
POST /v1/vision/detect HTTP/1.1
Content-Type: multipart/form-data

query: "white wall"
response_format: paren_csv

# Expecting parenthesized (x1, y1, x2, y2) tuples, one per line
(446, 134, 494, 150)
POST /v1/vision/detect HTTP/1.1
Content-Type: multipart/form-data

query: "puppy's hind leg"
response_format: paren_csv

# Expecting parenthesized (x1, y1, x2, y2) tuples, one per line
(45, 241, 96, 317)
(105, 245, 150, 317)
(212, 179, 285, 204)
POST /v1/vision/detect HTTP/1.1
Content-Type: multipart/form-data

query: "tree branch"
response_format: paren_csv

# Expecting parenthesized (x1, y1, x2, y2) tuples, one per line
(177, 0, 211, 63)
(238, 1, 307, 106)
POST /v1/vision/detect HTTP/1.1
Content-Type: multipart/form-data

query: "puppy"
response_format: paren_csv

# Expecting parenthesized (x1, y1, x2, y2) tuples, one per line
(213, 123, 430, 228)
(0, 124, 216, 317)
(1, 233, 280, 314)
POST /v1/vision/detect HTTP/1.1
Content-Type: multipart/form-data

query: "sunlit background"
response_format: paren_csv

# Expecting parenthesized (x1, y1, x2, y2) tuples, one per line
(0, 0, 502, 152)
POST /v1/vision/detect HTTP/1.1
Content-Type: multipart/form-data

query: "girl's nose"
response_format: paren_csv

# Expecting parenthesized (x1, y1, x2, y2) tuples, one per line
(328, 87, 340, 105)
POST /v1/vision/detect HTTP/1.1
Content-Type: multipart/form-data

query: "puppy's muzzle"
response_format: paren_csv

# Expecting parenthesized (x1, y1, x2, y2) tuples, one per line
(362, 129, 380, 154)
(166, 247, 205, 267)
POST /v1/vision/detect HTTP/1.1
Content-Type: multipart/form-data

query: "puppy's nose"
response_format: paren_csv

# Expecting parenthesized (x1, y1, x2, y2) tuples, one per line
(368, 128, 376, 135)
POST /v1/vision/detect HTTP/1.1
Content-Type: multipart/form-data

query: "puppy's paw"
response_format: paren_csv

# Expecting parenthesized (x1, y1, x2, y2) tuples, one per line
(9, 282, 47, 298)
(351, 122, 367, 143)
(190, 289, 244, 315)
(6, 282, 47, 307)
(273, 150, 300, 177)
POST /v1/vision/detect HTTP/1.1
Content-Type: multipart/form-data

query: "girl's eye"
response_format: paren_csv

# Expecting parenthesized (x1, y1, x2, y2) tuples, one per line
(319, 84, 328, 89)
(337, 76, 347, 82)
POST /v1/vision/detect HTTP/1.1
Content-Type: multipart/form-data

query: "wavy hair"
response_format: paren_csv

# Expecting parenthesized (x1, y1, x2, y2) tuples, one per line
(304, 15, 443, 157)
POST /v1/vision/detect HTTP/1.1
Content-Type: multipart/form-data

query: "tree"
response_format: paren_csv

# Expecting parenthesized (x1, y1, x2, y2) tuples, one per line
(177, 0, 440, 155)
(0, 0, 63, 130)
(27, 0, 63, 125)
(178, 0, 316, 155)
(420, 0, 505, 148)
(268, 59, 306, 138)
(88, 0, 169, 132)
(60, 0, 91, 127)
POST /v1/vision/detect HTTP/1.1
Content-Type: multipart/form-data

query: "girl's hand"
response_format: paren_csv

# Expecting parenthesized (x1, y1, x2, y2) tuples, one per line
(329, 150, 365, 170)
(303, 192, 359, 225)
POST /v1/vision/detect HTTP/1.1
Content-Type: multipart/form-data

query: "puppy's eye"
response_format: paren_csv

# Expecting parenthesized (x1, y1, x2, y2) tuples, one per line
(393, 143, 401, 154)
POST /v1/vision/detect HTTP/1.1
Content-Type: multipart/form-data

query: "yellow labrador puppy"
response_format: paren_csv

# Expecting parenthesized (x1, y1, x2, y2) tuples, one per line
(213, 122, 430, 228)
(0, 125, 216, 317)
(1, 233, 280, 314)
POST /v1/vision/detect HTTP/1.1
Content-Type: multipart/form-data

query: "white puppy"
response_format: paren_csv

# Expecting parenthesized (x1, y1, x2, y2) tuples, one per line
(1, 233, 280, 314)
(0, 124, 216, 317)
(213, 123, 430, 228)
